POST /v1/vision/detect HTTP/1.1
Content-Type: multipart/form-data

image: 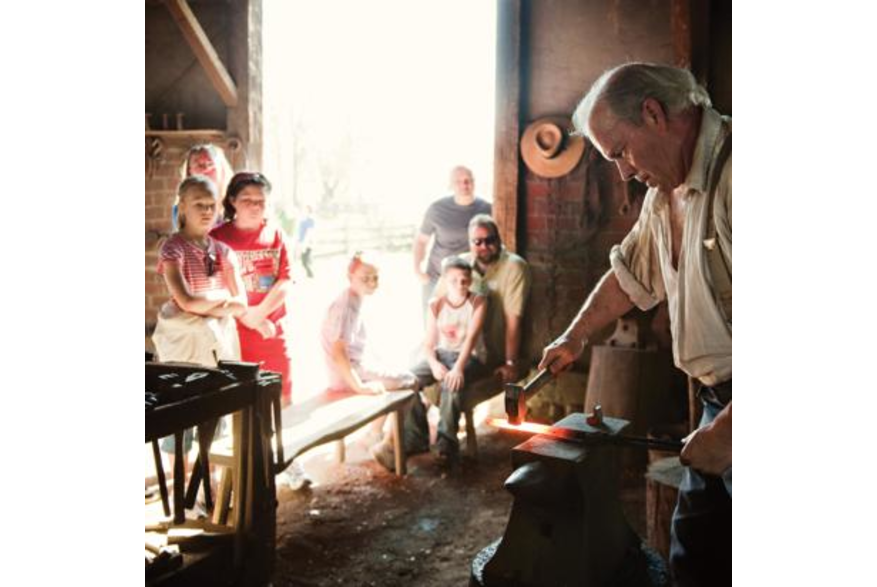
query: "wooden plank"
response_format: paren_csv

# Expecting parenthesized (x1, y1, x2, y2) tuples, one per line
(144, 130, 226, 140)
(163, 0, 238, 107)
(276, 391, 415, 470)
(493, 0, 522, 252)
(210, 390, 416, 472)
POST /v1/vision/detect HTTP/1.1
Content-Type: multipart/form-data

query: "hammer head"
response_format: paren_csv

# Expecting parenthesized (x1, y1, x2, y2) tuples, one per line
(505, 382, 528, 425)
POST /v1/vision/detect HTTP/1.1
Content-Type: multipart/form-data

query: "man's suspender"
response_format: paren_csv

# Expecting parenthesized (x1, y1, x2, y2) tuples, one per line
(704, 131, 732, 329)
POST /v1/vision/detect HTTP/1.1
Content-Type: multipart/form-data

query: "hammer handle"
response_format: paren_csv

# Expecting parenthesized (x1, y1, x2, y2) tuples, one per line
(522, 368, 554, 400)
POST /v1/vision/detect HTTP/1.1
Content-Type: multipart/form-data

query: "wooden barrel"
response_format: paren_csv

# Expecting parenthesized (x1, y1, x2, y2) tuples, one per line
(645, 427, 686, 561)
(585, 345, 679, 484)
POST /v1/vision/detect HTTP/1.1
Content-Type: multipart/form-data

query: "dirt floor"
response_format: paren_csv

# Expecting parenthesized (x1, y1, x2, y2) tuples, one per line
(270, 424, 649, 587)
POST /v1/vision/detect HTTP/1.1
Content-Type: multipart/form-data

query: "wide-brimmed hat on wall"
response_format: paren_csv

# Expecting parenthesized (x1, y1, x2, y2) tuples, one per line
(520, 116, 585, 179)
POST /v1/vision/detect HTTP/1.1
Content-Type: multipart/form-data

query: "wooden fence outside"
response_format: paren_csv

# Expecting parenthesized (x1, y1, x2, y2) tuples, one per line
(308, 221, 417, 259)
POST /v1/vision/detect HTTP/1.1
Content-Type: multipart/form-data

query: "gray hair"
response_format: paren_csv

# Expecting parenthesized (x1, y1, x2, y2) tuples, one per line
(572, 63, 711, 138)
(468, 214, 500, 240)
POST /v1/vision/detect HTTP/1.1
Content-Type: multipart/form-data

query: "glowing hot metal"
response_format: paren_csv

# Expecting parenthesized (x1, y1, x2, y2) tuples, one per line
(487, 416, 684, 453)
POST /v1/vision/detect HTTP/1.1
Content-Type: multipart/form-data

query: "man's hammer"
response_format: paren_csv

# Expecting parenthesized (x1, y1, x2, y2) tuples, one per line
(505, 368, 555, 425)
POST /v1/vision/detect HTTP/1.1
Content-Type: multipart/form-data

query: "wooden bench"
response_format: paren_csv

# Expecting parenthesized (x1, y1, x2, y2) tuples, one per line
(209, 388, 416, 520)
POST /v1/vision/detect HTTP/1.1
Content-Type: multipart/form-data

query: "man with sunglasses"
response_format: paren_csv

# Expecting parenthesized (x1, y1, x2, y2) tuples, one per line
(434, 214, 531, 384)
(371, 214, 531, 471)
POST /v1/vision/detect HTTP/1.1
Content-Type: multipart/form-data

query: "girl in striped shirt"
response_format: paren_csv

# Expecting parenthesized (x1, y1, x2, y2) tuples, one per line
(152, 175, 249, 471)
(152, 175, 248, 366)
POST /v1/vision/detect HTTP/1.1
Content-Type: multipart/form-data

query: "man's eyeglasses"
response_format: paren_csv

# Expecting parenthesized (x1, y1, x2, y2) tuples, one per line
(205, 250, 217, 277)
(471, 236, 499, 247)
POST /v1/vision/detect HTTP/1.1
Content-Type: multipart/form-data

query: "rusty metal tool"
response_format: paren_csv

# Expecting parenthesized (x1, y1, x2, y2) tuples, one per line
(504, 368, 555, 425)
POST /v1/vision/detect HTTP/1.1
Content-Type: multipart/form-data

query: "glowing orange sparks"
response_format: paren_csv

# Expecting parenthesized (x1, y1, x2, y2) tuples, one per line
(486, 417, 552, 435)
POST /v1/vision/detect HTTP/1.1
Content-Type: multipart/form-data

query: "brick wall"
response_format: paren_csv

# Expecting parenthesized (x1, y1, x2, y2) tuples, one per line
(520, 0, 675, 364)
(522, 147, 647, 363)
(145, 142, 181, 331)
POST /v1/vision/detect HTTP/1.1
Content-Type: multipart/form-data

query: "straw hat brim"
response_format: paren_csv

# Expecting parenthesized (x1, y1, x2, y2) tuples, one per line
(520, 116, 585, 179)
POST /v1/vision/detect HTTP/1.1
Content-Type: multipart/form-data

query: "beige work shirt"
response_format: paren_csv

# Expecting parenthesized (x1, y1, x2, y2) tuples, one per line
(609, 107, 732, 385)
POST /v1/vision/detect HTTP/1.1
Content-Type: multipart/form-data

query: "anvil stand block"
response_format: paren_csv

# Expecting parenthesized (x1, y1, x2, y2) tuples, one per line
(471, 414, 668, 587)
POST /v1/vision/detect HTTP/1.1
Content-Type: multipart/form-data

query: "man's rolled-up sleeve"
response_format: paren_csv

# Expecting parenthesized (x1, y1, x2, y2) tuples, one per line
(609, 202, 666, 311)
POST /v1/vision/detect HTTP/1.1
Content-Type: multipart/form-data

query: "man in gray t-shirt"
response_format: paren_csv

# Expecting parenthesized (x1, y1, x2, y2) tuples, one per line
(413, 166, 492, 312)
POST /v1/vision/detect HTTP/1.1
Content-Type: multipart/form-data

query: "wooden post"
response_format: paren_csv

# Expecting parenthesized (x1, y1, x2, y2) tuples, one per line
(151, 440, 171, 518)
(173, 431, 185, 525)
(465, 409, 478, 458)
(212, 466, 233, 526)
(231, 411, 244, 566)
(227, 0, 263, 170)
(493, 0, 522, 252)
(335, 439, 346, 464)
(393, 408, 406, 476)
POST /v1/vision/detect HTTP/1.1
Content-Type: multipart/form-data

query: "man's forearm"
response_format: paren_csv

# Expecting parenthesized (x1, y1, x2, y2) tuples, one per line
(505, 314, 522, 365)
(250, 278, 290, 322)
(711, 402, 732, 437)
(331, 342, 365, 391)
(413, 237, 428, 273)
(564, 270, 635, 343)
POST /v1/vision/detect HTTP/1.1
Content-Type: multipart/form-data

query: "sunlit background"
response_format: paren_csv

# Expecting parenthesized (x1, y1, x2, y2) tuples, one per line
(259, 0, 498, 395)
(262, 0, 496, 224)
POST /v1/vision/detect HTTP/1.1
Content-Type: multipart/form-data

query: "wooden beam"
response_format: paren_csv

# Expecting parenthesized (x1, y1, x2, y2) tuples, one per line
(671, 0, 692, 69)
(671, 0, 711, 84)
(145, 129, 225, 140)
(493, 0, 522, 253)
(227, 0, 263, 170)
(164, 0, 238, 107)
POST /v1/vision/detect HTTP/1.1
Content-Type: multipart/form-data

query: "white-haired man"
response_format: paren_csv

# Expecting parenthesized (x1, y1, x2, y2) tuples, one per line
(539, 63, 732, 587)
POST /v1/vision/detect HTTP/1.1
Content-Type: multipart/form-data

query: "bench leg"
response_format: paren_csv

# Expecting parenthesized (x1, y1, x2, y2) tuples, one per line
(173, 431, 186, 525)
(465, 408, 478, 458)
(392, 408, 406, 476)
(212, 465, 233, 526)
(335, 439, 346, 464)
(151, 440, 171, 518)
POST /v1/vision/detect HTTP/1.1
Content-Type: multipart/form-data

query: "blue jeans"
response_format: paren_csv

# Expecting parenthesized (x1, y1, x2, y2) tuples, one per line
(669, 394, 732, 587)
(421, 277, 438, 324)
(405, 349, 486, 454)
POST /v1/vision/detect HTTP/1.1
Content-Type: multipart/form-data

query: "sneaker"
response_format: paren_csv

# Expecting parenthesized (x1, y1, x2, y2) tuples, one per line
(370, 439, 397, 473)
(278, 461, 312, 491)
